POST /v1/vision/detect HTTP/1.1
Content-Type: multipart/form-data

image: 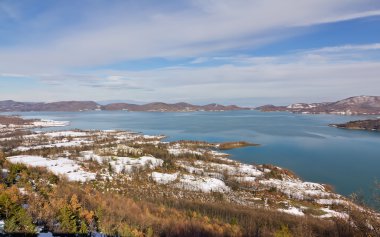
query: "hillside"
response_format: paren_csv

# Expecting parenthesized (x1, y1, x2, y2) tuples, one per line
(256, 96, 380, 115)
(0, 117, 379, 236)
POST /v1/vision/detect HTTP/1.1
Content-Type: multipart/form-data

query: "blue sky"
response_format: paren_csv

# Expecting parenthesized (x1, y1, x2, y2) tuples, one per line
(0, 0, 380, 105)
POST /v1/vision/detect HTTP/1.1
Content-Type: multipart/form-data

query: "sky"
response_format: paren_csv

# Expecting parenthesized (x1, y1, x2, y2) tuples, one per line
(0, 0, 380, 106)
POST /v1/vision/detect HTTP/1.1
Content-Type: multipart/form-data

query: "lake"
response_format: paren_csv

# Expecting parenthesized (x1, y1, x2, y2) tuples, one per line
(6, 110, 380, 204)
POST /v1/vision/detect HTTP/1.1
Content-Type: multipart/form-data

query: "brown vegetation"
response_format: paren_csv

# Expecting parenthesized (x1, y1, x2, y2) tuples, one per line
(1, 154, 380, 236)
(0, 115, 36, 125)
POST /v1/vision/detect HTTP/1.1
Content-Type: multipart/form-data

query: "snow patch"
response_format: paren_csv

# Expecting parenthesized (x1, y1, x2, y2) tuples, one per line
(175, 174, 230, 193)
(80, 151, 106, 163)
(151, 172, 178, 184)
(32, 120, 69, 127)
(316, 199, 348, 206)
(320, 208, 349, 220)
(44, 131, 87, 137)
(7, 155, 96, 182)
(260, 179, 330, 200)
(15, 140, 92, 151)
(278, 206, 305, 216)
(109, 156, 163, 173)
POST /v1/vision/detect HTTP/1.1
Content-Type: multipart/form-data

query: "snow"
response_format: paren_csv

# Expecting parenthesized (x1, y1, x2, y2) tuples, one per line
(80, 151, 105, 163)
(14, 140, 92, 151)
(109, 156, 163, 173)
(320, 208, 349, 220)
(7, 155, 96, 182)
(278, 206, 305, 216)
(44, 131, 88, 137)
(143, 135, 165, 139)
(32, 120, 69, 127)
(208, 150, 229, 158)
(176, 161, 205, 174)
(260, 179, 330, 200)
(175, 174, 230, 193)
(115, 134, 139, 141)
(168, 147, 202, 156)
(168, 143, 203, 156)
(234, 176, 256, 182)
(316, 199, 348, 206)
(194, 160, 263, 177)
(237, 164, 263, 176)
(18, 188, 27, 195)
(151, 172, 178, 184)
(287, 103, 316, 109)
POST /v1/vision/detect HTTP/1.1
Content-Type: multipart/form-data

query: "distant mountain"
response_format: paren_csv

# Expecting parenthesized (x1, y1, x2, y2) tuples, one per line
(96, 99, 145, 105)
(103, 102, 248, 112)
(256, 96, 380, 115)
(0, 100, 249, 112)
(0, 100, 100, 112)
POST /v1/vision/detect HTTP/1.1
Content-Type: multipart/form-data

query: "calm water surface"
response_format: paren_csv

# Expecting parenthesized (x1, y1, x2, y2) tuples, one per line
(7, 110, 380, 202)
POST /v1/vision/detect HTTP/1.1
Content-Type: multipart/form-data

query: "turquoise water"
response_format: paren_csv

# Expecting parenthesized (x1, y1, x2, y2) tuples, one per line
(5, 110, 380, 203)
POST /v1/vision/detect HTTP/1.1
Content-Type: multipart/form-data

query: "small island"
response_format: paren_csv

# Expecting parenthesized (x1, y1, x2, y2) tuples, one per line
(330, 119, 380, 131)
(218, 141, 259, 150)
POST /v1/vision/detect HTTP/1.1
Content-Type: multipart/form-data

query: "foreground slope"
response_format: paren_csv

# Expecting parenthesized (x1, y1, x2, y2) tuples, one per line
(0, 116, 379, 236)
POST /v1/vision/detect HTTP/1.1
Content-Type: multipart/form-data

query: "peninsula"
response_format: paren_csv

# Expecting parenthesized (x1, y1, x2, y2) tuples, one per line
(330, 119, 380, 131)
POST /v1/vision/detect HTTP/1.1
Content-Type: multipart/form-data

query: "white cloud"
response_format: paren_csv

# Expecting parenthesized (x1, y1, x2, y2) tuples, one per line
(297, 10, 380, 26)
(0, 0, 379, 73)
(1, 42, 376, 105)
(0, 1, 379, 104)
(308, 43, 380, 53)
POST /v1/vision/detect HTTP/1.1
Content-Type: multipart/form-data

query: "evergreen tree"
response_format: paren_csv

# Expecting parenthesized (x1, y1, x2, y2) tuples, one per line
(0, 150, 5, 167)
(79, 220, 88, 234)
(59, 205, 78, 233)
(5, 207, 35, 233)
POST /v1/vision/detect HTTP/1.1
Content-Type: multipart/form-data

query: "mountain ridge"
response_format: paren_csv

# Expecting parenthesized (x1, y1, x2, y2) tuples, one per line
(256, 95, 380, 115)
(0, 100, 249, 112)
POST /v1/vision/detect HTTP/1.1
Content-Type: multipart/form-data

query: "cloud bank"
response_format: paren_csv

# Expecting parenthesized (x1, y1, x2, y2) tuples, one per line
(0, 0, 379, 104)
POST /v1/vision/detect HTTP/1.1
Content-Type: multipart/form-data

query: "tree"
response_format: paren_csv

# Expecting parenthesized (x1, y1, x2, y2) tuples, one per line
(4, 207, 35, 233)
(108, 163, 113, 174)
(79, 220, 88, 234)
(6, 163, 27, 185)
(59, 205, 78, 233)
(0, 150, 5, 167)
(0, 186, 35, 233)
(274, 225, 293, 237)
